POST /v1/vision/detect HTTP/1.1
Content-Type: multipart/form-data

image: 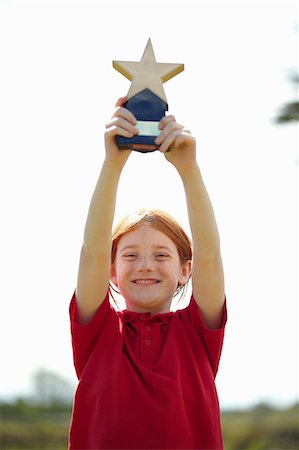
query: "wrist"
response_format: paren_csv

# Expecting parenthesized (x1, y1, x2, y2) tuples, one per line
(103, 151, 130, 173)
(176, 161, 200, 181)
(101, 157, 126, 179)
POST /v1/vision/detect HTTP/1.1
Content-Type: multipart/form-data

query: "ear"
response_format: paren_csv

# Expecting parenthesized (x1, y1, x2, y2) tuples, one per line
(178, 260, 192, 286)
(110, 264, 118, 287)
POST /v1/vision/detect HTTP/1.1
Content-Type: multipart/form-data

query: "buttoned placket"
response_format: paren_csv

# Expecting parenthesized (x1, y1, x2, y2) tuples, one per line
(140, 315, 155, 363)
(123, 310, 173, 365)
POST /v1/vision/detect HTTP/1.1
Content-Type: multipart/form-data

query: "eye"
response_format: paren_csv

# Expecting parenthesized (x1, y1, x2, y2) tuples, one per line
(155, 253, 169, 260)
(123, 253, 138, 260)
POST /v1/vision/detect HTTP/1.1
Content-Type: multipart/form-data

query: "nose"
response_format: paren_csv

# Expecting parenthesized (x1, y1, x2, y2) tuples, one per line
(137, 255, 154, 271)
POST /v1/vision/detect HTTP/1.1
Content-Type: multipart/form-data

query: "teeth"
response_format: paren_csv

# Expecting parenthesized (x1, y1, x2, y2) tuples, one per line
(134, 279, 158, 284)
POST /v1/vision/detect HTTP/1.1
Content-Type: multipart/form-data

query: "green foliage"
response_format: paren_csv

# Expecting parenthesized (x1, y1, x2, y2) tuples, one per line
(221, 402, 299, 450)
(0, 399, 72, 449)
(0, 399, 298, 449)
(274, 72, 299, 124)
(274, 101, 299, 123)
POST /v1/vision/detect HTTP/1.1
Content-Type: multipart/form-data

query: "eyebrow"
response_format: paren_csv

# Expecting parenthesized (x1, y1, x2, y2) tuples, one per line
(119, 245, 174, 253)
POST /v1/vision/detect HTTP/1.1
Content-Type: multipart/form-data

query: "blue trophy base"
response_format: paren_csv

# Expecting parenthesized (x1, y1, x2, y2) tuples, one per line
(117, 89, 168, 153)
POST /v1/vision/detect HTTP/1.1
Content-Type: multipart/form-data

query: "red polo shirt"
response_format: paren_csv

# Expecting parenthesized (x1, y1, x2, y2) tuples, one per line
(68, 293, 227, 450)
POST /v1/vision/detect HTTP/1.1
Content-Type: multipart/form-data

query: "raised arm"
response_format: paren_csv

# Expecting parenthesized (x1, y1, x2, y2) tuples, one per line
(76, 98, 139, 323)
(156, 115, 225, 329)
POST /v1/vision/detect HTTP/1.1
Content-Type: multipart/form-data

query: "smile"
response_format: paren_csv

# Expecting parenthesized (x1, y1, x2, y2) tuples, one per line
(132, 279, 160, 285)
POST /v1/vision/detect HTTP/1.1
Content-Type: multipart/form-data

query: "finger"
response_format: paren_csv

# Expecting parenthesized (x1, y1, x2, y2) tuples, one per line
(155, 121, 183, 145)
(105, 124, 135, 139)
(158, 129, 183, 153)
(174, 131, 196, 150)
(113, 106, 137, 125)
(159, 114, 176, 129)
(105, 117, 139, 135)
(115, 96, 128, 107)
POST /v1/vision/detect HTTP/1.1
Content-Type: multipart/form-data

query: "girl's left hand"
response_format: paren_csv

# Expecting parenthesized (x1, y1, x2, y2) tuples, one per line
(155, 115, 197, 170)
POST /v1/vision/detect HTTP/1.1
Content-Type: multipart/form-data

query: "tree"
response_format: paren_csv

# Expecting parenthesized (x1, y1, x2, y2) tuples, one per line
(274, 72, 299, 124)
(30, 368, 75, 406)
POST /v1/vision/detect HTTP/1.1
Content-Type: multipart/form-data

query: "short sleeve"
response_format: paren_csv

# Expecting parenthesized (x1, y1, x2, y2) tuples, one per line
(187, 295, 227, 377)
(69, 291, 112, 378)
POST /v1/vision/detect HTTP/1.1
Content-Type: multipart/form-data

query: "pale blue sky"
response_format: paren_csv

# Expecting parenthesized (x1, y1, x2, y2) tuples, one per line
(0, 0, 298, 409)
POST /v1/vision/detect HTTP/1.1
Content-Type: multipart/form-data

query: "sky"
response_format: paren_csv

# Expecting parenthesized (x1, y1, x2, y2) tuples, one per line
(0, 0, 298, 410)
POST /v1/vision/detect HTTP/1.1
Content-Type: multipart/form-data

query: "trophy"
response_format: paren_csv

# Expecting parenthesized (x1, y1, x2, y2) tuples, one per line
(113, 39, 184, 153)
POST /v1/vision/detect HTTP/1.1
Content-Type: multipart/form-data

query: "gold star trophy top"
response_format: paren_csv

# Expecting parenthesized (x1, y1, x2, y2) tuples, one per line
(113, 39, 184, 153)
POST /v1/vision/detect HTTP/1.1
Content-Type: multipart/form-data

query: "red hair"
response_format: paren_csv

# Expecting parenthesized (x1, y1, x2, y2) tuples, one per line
(112, 209, 192, 265)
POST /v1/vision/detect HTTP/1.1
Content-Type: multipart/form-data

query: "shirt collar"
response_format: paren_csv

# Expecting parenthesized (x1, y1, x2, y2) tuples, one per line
(123, 309, 174, 324)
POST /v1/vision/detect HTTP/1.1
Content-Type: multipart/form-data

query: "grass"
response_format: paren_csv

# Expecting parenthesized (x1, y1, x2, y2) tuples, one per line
(1, 399, 298, 449)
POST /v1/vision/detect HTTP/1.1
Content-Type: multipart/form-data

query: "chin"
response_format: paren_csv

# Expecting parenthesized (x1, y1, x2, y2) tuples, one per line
(128, 297, 171, 313)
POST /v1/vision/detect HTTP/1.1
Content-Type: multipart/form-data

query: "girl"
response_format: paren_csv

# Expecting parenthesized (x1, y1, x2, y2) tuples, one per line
(68, 97, 227, 449)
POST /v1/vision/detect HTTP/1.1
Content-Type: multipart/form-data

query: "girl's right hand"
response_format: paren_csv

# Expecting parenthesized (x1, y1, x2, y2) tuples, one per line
(104, 97, 139, 166)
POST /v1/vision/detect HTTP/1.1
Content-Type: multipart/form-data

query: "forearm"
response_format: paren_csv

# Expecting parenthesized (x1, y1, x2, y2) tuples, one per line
(75, 99, 134, 321)
(179, 163, 221, 261)
(159, 118, 224, 324)
(83, 159, 123, 254)
(82, 95, 135, 252)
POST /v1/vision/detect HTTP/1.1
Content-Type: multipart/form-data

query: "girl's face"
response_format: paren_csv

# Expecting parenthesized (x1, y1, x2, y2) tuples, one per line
(110, 225, 191, 314)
